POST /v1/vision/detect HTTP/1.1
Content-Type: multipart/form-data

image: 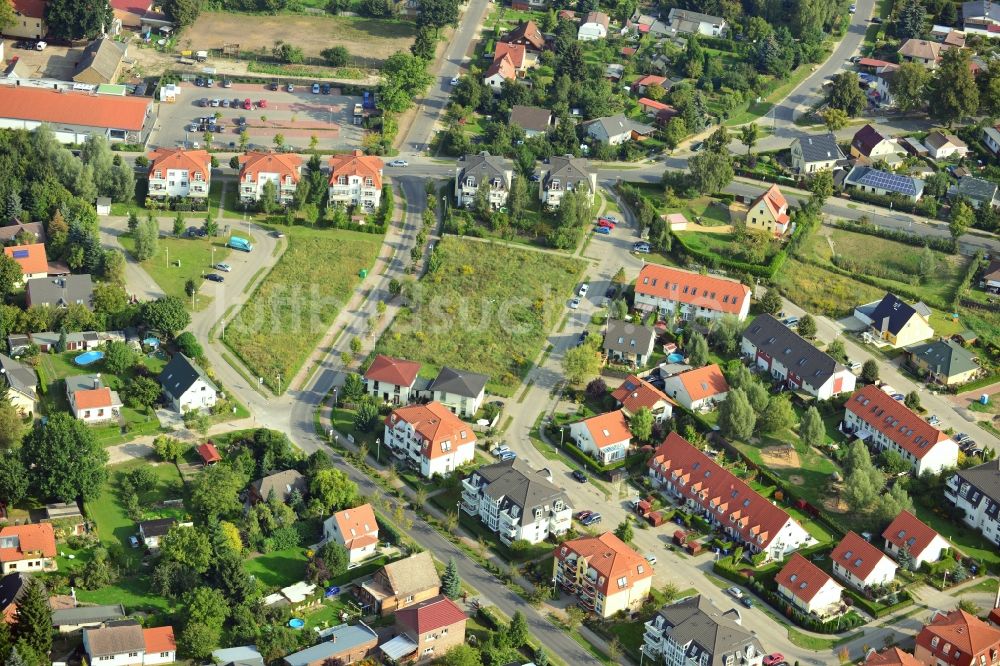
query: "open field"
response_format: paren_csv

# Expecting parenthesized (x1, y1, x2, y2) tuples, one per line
(119, 233, 233, 311)
(376, 237, 585, 396)
(183, 12, 416, 61)
(777, 258, 885, 317)
(226, 226, 383, 393)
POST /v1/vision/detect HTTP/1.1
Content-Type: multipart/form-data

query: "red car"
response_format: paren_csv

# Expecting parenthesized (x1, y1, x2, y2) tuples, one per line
(597, 217, 616, 229)
(763, 654, 785, 666)
(574, 510, 593, 521)
(258, 99, 268, 109)
(243, 98, 252, 110)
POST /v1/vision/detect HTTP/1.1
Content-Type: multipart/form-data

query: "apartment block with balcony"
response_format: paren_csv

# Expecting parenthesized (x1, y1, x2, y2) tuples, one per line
(238, 152, 302, 205)
(454, 153, 512, 209)
(383, 402, 476, 478)
(328, 150, 384, 210)
(147, 148, 211, 200)
(945, 459, 1000, 547)
(461, 459, 571, 545)
(553, 532, 652, 618)
(643, 595, 763, 666)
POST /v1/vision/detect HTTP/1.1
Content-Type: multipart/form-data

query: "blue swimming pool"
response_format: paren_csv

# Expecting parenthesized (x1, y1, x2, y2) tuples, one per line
(74, 351, 105, 366)
(667, 353, 685, 363)
(288, 618, 305, 629)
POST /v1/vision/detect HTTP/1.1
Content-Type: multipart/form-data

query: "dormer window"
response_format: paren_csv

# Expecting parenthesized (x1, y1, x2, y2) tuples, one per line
(154, 170, 163, 179)
(338, 175, 347, 185)
(365, 177, 374, 187)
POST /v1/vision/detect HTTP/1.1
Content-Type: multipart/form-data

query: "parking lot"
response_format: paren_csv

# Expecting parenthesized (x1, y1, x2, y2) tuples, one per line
(149, 81, 365, 151)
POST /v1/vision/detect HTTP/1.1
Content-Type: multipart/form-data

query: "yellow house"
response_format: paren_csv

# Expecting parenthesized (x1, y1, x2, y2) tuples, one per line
(0, 352, 37, 415)
(6, 0, 46, 40)
(745, 184, 791, 237)
(554, 532, 653, 618)
(854, 293, 935, 348)
(907, 339, 980, 386)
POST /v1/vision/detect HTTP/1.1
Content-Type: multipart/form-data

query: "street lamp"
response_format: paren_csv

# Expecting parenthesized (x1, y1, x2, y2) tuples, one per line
(560, 426, 566, 450)
(376, 437, 381, 463)
(332, 387, 338, 407)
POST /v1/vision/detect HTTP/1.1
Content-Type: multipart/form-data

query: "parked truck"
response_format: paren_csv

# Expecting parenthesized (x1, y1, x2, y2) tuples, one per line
(227, 236, 253, 252)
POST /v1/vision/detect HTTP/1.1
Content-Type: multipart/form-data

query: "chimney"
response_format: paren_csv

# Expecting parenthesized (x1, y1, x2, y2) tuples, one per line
(93, 377, 99, 388)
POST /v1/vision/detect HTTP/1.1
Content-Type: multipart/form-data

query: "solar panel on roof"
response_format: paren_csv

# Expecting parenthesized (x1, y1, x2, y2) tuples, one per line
(12, 249, 28, 258)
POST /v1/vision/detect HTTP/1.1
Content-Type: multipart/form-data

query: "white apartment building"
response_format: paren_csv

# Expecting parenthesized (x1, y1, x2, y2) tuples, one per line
(454, 153, 512, 209)
(945, 459, 1000, 548)
(633, 264, 752, 323)
(238, 151, 302, 205)
(147, 148, 211, 199)
(328, 150, 384, 210)
(384, 401, 477, 478)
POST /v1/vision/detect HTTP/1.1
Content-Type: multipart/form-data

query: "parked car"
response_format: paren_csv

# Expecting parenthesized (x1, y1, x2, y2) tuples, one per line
(270, 230, 285, 238)
(580, 513, 602, 526)
(205, 273, 225, 283)
(575, 510, 593, 521)
(243, 98, 253, 110)
(633, 242, 651, 254)
(268, 81, 279, 91)
(572, 470, 588, 483)
(849, 3, 857, 12)
(388, 160, 409, 167)
(312, 83, 321, 94)
(578, 283, 589, 297)
(892, 393, 905, 401)
(569, 297, 581, 309)
(763, 654, 785, 666)
(726, 586, 743, 599)
(490, 445, 511, 457)
(286, 83, 294, 92)
(321, 83, 331, 94)
(597, 218, 615, 229)
(258, 99, 268, 108)
(221, 99, 231, 108)
(605, 285, 618, 298)
(690, 141, 704, 152)
(215, 263, 232, 272)
(740, 596, 754, 609)
(782, 316, 799, 327)
(206, 78, 214, 87)
(198, 97, 209, 107)
(955, 433, 970, 443)
(34, 41, 47, 50)
(223, 79, 232, 88)
(129, 535, 140, 548)
(928, 415, 940, 425)
(595, 225, 611, 235)
(644, 553, 657, 565)
(450, 76, 460, 86)
(848, 361, 863, 373)
(603, 214, 620, 224)
(498, 450, 517, 461)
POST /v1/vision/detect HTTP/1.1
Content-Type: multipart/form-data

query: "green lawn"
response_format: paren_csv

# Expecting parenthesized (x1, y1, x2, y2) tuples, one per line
(75, 574, 175, 613)
(245, 548, 309, 588)
(119, 233, 234, 311)
(226, 225, 383, 393)
(911, 494, 1000, 569)
(87, 459, 187, 551)
(777, 258, 885, 317)
(110, 179, 224, 218)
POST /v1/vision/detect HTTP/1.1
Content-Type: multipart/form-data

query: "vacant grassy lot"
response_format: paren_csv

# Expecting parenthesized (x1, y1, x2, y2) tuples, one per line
(376, 237, 585, 396)
(184, 12, 415, 61)
(120, 234, 233, 311)
(777, 258, 885, 317)
(227, 226, 382, 393)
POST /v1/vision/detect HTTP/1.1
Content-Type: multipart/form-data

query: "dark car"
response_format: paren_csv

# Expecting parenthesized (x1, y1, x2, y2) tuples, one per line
(199, 97, 209, 107)
(740, 596, 754, 609)
(268, 82, 279, 91)
(605, 285, 618, 299)
(205, 273, 225, 283)
(580, 513, 601, 526)
(529, 173, 540, 182)
(572, 470, 588, 483)
(321, 83, 331, 94)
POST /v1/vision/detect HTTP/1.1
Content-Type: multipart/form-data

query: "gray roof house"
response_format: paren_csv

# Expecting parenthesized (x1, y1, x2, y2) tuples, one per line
(789, 133, 846, 174)
(539, 156, 597, 208)
(0, 221, 44, 244)
(843, 165, 925, 202)
(158, 353, 219, 413)
(72, 39, 127, 85)
(643, 595, 764, 666)
(282, 623, 379, 666)
(509, 105, 555, 137)
(945, 459, 1000, 546)
(952, 176, 1000, 209)
(52, 604, 127, 633)
(250, 469, 307, 504)
(0, 352, 38, 408)
(83, 622, 146, 663)
(26, 274, 94, 309)
(426, 366, 489, 418)
(586, 114, 655, 145)
(906, 338, 980, 385)
(213, 645, 265, 666)
(0, 572, 28, 620)
(666, 8, 728, 36)
(963, 0, 1000, 29)
(604, 319, 656, 366)
(454, 152, 513, 209)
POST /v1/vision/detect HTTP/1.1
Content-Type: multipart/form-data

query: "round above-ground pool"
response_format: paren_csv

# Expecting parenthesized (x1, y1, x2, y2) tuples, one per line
(667, 353, 685, 363)
(74, 350, 105, 366)
(288, 618, 305, 629)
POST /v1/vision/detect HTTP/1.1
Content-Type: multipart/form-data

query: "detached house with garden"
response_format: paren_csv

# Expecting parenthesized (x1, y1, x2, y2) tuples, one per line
(158, 353, 218, 414)
(0, 523, 56, 574)
(633, 264, 751, 322)
(539, 156, 596, 208)
(611, 374, 674, 423)
(881, 510, 951, 569)
(830, 531, 898, 591)
(364, 354, 421, 405)
(323, 503, 380, 564)
(775, 553, 844, 618)
(568, 409, 632, 465)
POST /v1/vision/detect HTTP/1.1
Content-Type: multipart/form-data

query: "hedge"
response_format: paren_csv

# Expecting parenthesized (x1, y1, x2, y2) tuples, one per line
(796, 254, 949, 311)
(843, 188, 940, 217)
(843, 588, 914, 618)
(671, 230, 788, 279)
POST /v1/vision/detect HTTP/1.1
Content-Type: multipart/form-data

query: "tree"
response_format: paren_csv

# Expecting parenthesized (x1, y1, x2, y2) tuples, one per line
(341, 373, 365, 402)
(797, 314, 817, 338)
(873, 482, 914, 525)
(828, 72, 867, 116)
(950, 200, 974, 243)
(153, 435, 183, 462)
(889, 61, 930, 112)
(861, 359, 880, 383)
(0, 254, 21, 301)
(881, 450, 911, 475)
(101, 249, 127, 285)
(45, 0, 113, 41)
(141, 297, 190, 338)
(614, 519, 634, 543)
(930, 48, 979, 126)
(821, 107, 849, 132)
(808, 170, 835, 205)
(0, 0, 15, 33)
(320, 45, 350, 67)
(739, 124, 759, 157)
(21, 414, 107, 502)
(309, 468, 359, 512)
(508, 611, 529, 649)
(758, 395, 796, 434)
(379, 52, 434, 114)
(13, 578, 51, 656)
(189, 464, 244, 522)
(894, 0, 926, 38)
(687, 330, 710, 367)
(353, 397, 380, 432)
(202, 216, 218, 237)
(309, 540, 349, 581)
(629, 407, 653, 442)
(417, 0, 459, 33)
(827, 339, 848, 364)
(843, 439, 884, 512)
(161, 0, 200, 26)
(103, 340, 137, 375)
(179, 587, 228, 658)
(132, 217, 159, 262)
(124, 375, 161, 410)
(744, 381, 770, 414)
(0, 453, 27, 506)
(161, 525, 212, 573)
(718, 388, 756, 441)
(175, 332, 203, 359)
(441, 558, 461, 598)
(687, 151, 733, 194)
(562, 342, 601, 385)
(758, 291, 782, 317)
(800, 406, 825, 448)
(439, 645, 482, 666)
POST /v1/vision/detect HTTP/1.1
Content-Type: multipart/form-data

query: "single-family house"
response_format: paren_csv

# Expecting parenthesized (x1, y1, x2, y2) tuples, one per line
(249, 470, 307, 504)
(774, 553, 844, 618)
(882, 510, 951, 568)
(568, 410, 632, 464)
(0, 352, 37, 415)
(554, 532, 653, 618)
(603, 319, 655, 366)
(66, 374, 122, 423)
(586, 114, 655, 145)
(665, 8, 727, 36)
(384, 401, 477, 478)
(867, 647, 924, 666)
(426, 366, 488, 418)
(633, 264, 752, 322)
(790, 133, 846, 174)
(844, 385, 959, 476)
(964, 1, 1000, 31)
(914, 609, 1000, 666)
(538, 155, 596, 208)
(327, 150, 384, 211)
(0, 572, 28, 623)
(946, 459, 1000, 547)
(0, 523, 56, 574)
(578, 11, 609, 40)
(461, 459, 572, 544)
(356, 551, 441, 615)
(985, 258, 1000, 293)
(26, 274, 94, 309)
(638, 97, 676, 119)
(844, 166, 924, 201)
(745, 184, 791, 237)
(239, 152, 302, 205)
(324, 503, 379, 564)
(611, 374, 674, 423)
(493, 42, 530, 71)
(83, 622, 176, 666)
(147, 148, 211, 200)
(906, 338, 980, 386)
(382, 596, 467, 663)
(7, 0, 47, 40)
(364, 355, 421, 405)
(853, 292, 935, 348)
(28, 330, 99, 353)
(158, 353, 218, 413)
(648, 433, 815, 561)
(831, 531, 897, 591)
(661, 363, 730, 411)
(138, 518, 177, 550)
(643, 596, 764, 666)
(0, 220, 44, 246)
(898, 38, 945, 67)
(72, 39, 128, 85)
(953, 176, 1000, 209)
(483, 52, 516, 91)
(741, 314, 856, 400)
(850, 125, 897, 163)
(924, 131, 969, 160)
(499, 20, 546, 52)
(982, 125, 1000, 154)
(4, 243, 47, 284)
(455, 153, 512, 209)
(509, 105, 554, 137)
(631, 74, 667, 95)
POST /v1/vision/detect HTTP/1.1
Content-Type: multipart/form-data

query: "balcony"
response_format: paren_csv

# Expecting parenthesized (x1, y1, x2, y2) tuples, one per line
(461, 499, 478, 515)
(461, 478, 480, 494)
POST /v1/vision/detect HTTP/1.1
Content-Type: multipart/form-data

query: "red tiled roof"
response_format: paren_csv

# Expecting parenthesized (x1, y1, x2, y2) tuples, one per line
(0, 87, 150, 131)
(916, 610, 1000, 665)
(846, 385, 950, 460)
(396, 595, 467, 635)
(148, 148, 211, 182)
(4, 243, 47, 275)
(611, 374, 674, 413)
(676, 364, 729, 403)
(882, 510, 943, 559)
(196, 442, 221, 464)
(866, 647, 923, 666)
(577, 410, 631, 449)
(238, 151, 302, 184)
(0, 524, 56, 563)
(648, 433, 797, 551)
(858, 57, 893, 68)
(142, 626, 175, 654)
(621, 47, 637, 57)
(485, 54, 517, 81)
(633, 74, 667, 88)
(638, 98, 672, 112)
(331, 503, 379, 550)
(501, 20, 545, 50)
(831, 531, 894, 582)
(493, 42, 526, 69)
(774, 553, 839, 603)
(386, 402, 475, 459)
(583, 11, 609, 27)
(11, 0, 45, 18)
(74, 387, 114, 410)
(752, 184, 790, 226)
(328, 150, 384, 190)
(634, 264, 750, 315)
(555, 531, 652, 596)
(364, 354, 421, 387)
